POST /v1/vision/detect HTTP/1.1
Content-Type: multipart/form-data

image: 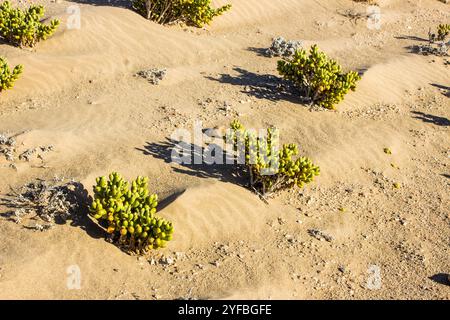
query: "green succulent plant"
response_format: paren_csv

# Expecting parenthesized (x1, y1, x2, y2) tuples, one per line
(90, 172, 174, 254)
(436, 24, 450, 42)
(277, 45, 361, 109)
(0, 1, 59, 48)
(226, 120, 320, 196)
(0, 56, 22, 92)
(132, 0, 231, 27)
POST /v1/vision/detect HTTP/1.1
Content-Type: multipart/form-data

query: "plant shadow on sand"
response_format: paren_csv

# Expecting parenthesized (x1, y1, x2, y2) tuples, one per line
(68, 0, 131, 8)
(429, 273, 450, 286)
(207, 66, 367, 104)
(247, 47, 271, 57)
(395, 35, 429, 42)
(136, 138, 246, 187)
(431, 83, 450, 98)
(206, 67, 301, 103)
(411, 111, 450, 127)
(66, 183, 106, 239)
(395, 35, 429, 53)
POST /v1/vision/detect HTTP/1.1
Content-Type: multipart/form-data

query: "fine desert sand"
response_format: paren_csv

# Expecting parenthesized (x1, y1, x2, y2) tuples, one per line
(0, 0, 449, 299)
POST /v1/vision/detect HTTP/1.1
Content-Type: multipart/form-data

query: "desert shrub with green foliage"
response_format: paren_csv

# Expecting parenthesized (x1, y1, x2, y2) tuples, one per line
(0, 1, 59, 48)
(436, 24, 450, 41)
(226, 120, 320, 197)
(0, 56, 22, 92)
(277, 45, 361, 109)
(132, 0, 231, 27)
(90, 172, 174, 254)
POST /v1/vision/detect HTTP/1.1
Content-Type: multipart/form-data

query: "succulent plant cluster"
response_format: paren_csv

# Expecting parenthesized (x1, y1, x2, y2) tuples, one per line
(132, 0, 231, 27)
(0, 1, 59, 48)
(226, 120, 320, 196)
(436, 24, 450, 42)
(90, 172, 174, 254)
(277, 45, 361, 109)
(418, 24, 450, 56)
(0, 56, 22, 92)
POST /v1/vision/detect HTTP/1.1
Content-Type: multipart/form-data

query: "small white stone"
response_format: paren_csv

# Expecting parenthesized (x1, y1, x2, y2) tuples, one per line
(160, 256, 174, 265)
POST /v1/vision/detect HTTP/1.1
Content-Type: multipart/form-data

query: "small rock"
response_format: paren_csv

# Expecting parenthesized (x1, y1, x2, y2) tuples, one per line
(137, 68, 167, 85)
(160, 256, 174, 265)
(306, 196, 315, 205)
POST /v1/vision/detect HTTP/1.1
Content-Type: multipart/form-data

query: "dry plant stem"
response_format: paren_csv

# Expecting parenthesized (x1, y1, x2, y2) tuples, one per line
(158, 1, 173, 24)
(248, 167, 290, 199)
(250, 186, 269, 204)
(249, 169, 268, 203)
(1, 180, 83, 227)
(145, 0, 153, 19)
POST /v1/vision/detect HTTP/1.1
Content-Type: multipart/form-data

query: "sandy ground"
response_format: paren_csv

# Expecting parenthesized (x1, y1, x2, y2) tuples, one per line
(0, 0, 449, 299)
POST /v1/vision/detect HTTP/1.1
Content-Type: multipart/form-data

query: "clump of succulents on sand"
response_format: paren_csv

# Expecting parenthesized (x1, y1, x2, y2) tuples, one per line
(277, 45, 361, 109)
(0, 1, 61, 92)
(0, 1, 59, 48)
(226, 120, 320, 198)
(90, 172, 174, 254)
(416, 24, 450, 56)
(435, 24, 450, 42)
(0, 57, 22, 93)
(132, 0, 231, 27)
